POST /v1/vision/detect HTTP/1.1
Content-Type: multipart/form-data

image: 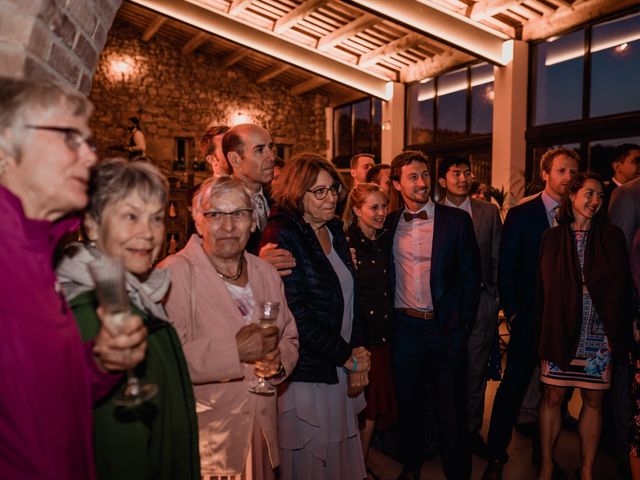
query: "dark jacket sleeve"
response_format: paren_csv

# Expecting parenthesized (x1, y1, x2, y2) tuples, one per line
(498, 208, 521, 319)
(261, 221, 352, 367)
(459, 212, 482, 329)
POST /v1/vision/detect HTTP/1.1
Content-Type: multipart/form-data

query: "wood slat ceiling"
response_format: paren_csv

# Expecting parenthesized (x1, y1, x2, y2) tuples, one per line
(114, 0, 638, 101)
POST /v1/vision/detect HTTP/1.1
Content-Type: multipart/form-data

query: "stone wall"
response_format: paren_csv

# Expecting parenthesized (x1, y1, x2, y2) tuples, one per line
(89, 20, 328, 173)
(0, 0, 121, 94)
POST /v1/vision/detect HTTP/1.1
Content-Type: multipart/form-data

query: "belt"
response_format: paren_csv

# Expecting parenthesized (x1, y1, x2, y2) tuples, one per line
(397, 308, 435, 320)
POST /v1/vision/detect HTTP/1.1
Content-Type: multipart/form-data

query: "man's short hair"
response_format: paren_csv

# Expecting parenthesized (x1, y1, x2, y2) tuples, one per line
(350, 153, 375, 169)
(199, 125, 229, 158)
(366, 164, 390, 184)
(612, 143, 640, 166)
(438, 156, 471, 179)
(128, 116, 140, 128)
(540, 146, 580, 174)
(390, 150, 430, 182)
(221, 127, 246, 161)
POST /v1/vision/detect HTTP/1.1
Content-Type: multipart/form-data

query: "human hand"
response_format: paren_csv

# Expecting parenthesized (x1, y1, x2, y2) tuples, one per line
(342, 346, 371, 373)
(347, 370, 369, 397)
(236, 324, 279, 363)
(254, 348, 281, 378)
(259, 243, 296, 276)
(93, 309, 147, 372)
(350, 248, 357, 268)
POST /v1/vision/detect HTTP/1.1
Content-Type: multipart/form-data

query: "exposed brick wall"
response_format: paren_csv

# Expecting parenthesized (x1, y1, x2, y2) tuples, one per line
(88, 20, 328, 173)
(0, 0, 121, 94)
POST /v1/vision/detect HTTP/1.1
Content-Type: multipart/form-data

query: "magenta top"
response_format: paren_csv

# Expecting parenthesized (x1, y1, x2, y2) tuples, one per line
(0, 186, 118, 479)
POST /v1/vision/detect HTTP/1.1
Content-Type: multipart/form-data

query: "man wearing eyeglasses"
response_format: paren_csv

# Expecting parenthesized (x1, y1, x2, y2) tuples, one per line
(384, 150, 480, 480)
(223, 123, 295, 275)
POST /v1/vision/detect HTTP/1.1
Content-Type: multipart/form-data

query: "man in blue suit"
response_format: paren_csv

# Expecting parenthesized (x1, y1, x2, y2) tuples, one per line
(482, 146, 579, 479)
(387, 150, 481, 480)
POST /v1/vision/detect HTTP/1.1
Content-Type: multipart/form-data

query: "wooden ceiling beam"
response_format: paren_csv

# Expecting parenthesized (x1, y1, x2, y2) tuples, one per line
(467, 0, 527, 21)
(181, 31, 209, 55)
(291, 77, 331, 95)
(317, 13, 379, 50)
(358, 33, 422, 67)
(522, 0, 640, 41)
(228, 0, 253, 15)
(400, 49, 474, 83)
(523, 0, 556, 16)
(348, 0, 510, 65)
(131, 0, 392, 99)
(256, 63, 291, 83)
(142, 15, 167, 42)
(221, 48, 250, 67)
(273, 0, 328, 34)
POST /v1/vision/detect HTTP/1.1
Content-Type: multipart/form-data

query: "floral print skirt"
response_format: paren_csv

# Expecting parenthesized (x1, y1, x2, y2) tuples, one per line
(541, 291, 612, 390)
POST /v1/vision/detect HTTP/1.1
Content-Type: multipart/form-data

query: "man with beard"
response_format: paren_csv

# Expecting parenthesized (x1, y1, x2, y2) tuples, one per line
(438, 156, 502, 459)
(482, 146, 579, 480)
(386, 150, 481, 480)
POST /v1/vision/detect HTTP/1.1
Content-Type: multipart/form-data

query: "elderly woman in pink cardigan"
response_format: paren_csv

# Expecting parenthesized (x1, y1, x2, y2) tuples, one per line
(159, 176, 299, 480)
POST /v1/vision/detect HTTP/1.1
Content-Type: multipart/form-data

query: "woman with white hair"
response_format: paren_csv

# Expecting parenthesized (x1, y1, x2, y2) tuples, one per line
(160, 175, 299, 479)
(0, 78, 147, 479)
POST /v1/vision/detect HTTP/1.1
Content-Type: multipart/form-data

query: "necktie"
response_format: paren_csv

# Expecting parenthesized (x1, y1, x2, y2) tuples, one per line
(551, 206, 559, 227)
(403, 210, 429, 222)
(254, 194, 268, 231)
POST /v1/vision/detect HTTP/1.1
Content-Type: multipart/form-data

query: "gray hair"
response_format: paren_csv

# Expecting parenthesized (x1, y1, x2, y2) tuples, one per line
(0, 77, 92, 162)
(87, 158, 168, 222)
(192, 175, 255, 224)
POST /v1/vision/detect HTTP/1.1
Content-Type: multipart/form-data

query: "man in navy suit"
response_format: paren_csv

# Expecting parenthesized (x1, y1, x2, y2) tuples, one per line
(482, 147, 579, 479)
(387, 150, 481, 480)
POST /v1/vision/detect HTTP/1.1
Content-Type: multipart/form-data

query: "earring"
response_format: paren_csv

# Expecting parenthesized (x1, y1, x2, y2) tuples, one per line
(0, 156, 8, 175)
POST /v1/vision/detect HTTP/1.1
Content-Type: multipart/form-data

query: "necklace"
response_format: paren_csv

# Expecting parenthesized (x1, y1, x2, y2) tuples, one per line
(215, 257, 243, 281)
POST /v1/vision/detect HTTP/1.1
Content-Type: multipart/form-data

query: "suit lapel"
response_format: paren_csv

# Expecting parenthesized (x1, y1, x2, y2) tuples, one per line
(430, 204, 445, 301)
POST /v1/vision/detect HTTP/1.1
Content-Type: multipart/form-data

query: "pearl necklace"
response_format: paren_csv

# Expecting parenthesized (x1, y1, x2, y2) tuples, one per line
(215, 257, 243, 282)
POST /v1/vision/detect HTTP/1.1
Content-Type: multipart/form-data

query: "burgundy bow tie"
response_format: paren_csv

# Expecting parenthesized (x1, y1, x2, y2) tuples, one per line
(403, 210, 429, 222)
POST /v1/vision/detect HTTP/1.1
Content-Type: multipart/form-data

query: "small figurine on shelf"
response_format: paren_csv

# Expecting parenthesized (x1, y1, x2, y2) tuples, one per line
(168, 233, 178, 255)
(169, 202, 177, 218)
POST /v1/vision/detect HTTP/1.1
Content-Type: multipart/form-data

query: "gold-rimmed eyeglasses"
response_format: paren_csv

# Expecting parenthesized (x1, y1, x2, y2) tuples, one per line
(25, 125, 97, 152)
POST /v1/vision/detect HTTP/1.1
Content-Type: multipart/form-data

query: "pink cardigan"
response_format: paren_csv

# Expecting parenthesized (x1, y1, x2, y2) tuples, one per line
(159, 235, 299, 476)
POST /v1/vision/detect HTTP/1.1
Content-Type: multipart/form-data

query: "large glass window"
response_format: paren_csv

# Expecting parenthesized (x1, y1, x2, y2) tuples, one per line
(590, 12, 640, 118)
(406, 79, 435, 145)
(532, 30, 585, 126)
(334, 105, 351, 159)
(470, 63, 494, 135)
(437, 68, 467, 141)
(332, 98, 381, 168)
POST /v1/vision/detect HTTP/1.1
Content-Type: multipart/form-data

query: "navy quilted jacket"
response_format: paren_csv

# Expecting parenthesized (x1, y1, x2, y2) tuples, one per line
(260, 206, 364, 384)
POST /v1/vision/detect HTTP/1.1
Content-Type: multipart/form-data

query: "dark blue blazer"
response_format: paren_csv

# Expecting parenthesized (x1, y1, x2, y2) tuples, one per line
(498, 194, 549, 320)
(385, 203, 481, 332)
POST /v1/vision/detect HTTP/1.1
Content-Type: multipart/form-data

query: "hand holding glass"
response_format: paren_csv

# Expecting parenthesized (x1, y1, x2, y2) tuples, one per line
(249, 301, 280, 396)
(89, 256, 157, 406)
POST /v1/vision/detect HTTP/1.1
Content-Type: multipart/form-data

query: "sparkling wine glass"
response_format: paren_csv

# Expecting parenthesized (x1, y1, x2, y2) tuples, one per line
(89, 256, 157, 406)
(249, 301, 280, 396)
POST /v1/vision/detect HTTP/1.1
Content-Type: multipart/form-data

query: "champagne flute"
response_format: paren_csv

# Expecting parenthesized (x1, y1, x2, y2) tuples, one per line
(249, 301, 280, 396)
(89, 256, 157, 406)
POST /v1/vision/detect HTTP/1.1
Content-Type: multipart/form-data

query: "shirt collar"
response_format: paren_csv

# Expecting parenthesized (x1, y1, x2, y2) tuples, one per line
(403, 199, 435, 219)
(444, 196, 471, 212)
(540, 190, 560, 216)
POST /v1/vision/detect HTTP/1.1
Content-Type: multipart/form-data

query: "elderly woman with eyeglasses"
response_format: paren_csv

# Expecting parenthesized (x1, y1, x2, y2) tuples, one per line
(0, 78, 147, 479)
(56, 158, 200, 480)
(260, 153, 371, 480)
(159, 175, 298, 480)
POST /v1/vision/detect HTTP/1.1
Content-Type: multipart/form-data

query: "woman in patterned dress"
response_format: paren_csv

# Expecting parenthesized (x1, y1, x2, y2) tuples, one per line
(537, 172, 634, 480)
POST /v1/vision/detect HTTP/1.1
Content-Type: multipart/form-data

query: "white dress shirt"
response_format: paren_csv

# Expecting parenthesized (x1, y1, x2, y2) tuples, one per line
(393, 200, 436, 311)
(444, 196, 472, 218)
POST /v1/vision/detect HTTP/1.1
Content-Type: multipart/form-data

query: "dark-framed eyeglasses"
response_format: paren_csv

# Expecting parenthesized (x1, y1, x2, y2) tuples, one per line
(307, 182, 342, 200)
(25, 125, 97, 152)
(202, 208, 253, 224)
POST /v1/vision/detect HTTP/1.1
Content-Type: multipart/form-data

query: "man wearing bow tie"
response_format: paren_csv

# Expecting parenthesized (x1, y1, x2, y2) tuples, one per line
(385, 150, 481, 480)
